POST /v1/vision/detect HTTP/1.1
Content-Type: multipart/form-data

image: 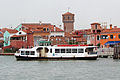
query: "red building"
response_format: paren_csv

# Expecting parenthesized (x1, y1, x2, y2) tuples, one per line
(10, 30, 33, 48)
(72, 29, 91, 45)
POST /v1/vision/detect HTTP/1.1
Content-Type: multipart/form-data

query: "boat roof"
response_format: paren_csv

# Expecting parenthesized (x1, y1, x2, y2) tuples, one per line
(19, 45, 97, 51)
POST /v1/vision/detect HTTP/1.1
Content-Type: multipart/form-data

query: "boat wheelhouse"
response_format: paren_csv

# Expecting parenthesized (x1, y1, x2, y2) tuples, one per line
(15, 45, 98, 60)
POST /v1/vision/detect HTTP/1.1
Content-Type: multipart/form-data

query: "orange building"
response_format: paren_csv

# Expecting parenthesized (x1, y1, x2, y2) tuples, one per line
(100, 24, 120, 47)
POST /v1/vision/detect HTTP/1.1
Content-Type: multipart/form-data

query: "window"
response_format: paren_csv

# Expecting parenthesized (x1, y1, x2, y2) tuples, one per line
(119, 34, 120, 39)
(47, 28, 49, 31)
(19, 32, 21, 34)
(51, 36, 54, 37)
(101, 35, 108, 39)
(26, 51, 29, 55)
(68, 16, 70, 19)
(72, 49, 77, 53)
(110, 35, 113, 39)
(93, 30, 95, 33)
(76, 32, 78, 35)
(21, 51, 25, 55)
(97, 36, 99, 40)
(95, 24, 97, 29)
(61, 49, 65, 53)
(66, 49, 71, 53)
(55, 49, 60, 53)
(78, 49, 84, 53)
(43, 28, 46, 31)
(85, 48, 94, 52)
(31, 51, 35, 55)
(50, 48, 52, 53)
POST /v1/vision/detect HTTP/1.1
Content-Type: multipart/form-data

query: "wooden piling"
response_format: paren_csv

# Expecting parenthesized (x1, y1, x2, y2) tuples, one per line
(113, 43, 120, 59)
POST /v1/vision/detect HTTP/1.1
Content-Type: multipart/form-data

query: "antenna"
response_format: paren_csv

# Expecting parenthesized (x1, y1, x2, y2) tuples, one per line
(39, 20, 42, 25)
(68, 7, 70, 12)
(110, 18, 112, 24)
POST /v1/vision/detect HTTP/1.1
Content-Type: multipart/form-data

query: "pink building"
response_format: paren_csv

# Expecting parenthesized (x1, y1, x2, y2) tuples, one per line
(90, 23, 102, 46)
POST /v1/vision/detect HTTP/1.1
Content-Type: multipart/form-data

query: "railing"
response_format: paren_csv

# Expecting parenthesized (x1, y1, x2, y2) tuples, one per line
(96, 48, 114, 56)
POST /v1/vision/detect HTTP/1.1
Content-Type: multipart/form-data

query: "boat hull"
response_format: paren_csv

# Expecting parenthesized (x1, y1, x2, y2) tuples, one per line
(15, 56, 98, 60)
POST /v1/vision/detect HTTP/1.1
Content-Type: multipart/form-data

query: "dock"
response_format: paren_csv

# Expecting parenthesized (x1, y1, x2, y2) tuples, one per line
(97, 48, 114, 58)
(0, 53, 14, 56)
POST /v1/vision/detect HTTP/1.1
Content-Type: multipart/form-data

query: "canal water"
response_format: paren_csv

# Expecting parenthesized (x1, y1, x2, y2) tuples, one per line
(0, 56, 120, 80)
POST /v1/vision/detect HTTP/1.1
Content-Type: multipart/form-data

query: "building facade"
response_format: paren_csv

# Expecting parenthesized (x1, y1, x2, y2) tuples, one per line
(100, 24, 120, 47)
(90, 23, 102, 46)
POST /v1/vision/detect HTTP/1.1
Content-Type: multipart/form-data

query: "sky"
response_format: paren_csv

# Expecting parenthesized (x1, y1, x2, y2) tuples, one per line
(0, 0, 120, 30)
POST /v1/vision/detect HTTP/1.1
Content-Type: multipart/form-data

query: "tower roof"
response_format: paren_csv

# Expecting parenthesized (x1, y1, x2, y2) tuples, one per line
(62, 12, 74, 16)
(91, 23, 101, 25)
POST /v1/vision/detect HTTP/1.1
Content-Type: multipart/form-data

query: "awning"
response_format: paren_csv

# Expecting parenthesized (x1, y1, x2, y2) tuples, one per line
(38, 41, 51, 43)
(104, 41, 120, 45)
(38, 41, 51, 46)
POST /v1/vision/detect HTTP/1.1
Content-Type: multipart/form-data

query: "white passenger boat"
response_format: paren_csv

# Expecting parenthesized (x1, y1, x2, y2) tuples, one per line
(15, 45, 98, 60)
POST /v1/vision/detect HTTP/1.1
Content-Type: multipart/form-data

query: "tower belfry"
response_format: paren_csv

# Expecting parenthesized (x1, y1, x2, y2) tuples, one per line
(62, 11, 75, 33)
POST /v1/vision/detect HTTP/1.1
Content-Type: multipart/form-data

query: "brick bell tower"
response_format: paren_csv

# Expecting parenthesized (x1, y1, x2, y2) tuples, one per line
(62, 12, 75, 33)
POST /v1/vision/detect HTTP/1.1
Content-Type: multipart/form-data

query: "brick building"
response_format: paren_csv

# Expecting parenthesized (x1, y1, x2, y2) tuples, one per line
(62, 12, 74, 33)
(72, 29, 91, 45)
(15, 23, 72, 46)
(10, 30, 33, 48)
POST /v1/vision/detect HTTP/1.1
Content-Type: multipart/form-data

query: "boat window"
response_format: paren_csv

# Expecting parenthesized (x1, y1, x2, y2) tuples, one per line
(45, 47, 49, 53)
(21, 51, 25, 55)
(50, 48, 52, 53)
(72, 49, 77, 53)
(26, 51, 29, 55)
(61, 49, 65, 53)
(66, 49, 71, 53)
(31, 51, 35, 55)
(36, 47, 43, 53)
(55, 49, 60, 53)
(85, 48, 94, 52)
(78, 49, 84, 53)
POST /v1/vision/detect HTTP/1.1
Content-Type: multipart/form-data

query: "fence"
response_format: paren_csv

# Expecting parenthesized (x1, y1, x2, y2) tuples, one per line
(96, 48, 114, 57)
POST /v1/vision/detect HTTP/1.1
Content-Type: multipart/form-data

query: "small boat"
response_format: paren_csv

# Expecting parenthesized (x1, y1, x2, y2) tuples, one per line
(15, 45, 98, 60)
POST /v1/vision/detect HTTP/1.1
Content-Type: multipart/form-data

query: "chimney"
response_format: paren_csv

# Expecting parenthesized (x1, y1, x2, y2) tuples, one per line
(39, 21, 42, 25)
(103, 25, 107, 29)
(110, 24, 112, 29)
(114, 26, 117, 29)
